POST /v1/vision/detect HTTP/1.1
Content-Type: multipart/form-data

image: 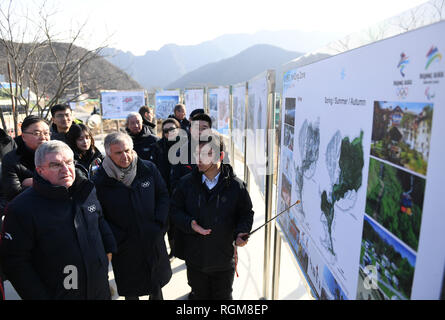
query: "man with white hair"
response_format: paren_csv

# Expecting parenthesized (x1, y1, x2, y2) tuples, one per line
(93, 132, 171, 300)
(0, 140, 116, 300)
(125, 112, 159, 160)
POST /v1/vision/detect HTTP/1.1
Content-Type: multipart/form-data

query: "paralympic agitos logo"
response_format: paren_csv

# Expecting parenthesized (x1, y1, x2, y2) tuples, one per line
(420, 46, 444, 85)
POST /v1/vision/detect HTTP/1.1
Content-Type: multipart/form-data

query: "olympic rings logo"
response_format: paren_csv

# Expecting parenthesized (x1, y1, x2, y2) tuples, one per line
(396, 86, 409, 99)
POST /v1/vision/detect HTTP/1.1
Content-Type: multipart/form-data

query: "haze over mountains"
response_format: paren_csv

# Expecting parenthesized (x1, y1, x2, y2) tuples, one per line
(167, 44, 301, 89)
(102, 29, 343, 90)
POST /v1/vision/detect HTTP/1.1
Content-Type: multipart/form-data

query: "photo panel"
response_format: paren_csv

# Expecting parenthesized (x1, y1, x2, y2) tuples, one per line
(357, 214, 416, 300)
(365, 157, 426, 251)
(284, 97, 296, 127)
(371, 100, 434, 176)
(283, 124, 294, 152)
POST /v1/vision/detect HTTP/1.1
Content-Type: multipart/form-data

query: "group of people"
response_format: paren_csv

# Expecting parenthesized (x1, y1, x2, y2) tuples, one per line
(0, 102, 254, 300)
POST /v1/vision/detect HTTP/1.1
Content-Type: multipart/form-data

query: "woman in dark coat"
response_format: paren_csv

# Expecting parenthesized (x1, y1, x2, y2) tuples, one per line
(149, 118, 181, 194)
(93, 132, 171, 300)
(149, 118, 181, 259)
(1, 115, 50, 201)
(66, 123, 103, 180)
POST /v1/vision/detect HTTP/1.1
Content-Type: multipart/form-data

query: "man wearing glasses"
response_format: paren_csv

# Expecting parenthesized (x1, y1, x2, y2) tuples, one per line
(0, 140, 116, 300)
(1, 115, 50, 202)
(50, 104, 73, 143)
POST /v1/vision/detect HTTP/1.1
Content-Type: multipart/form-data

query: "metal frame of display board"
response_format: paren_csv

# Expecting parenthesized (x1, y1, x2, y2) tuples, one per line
(245, 69, 276, 300)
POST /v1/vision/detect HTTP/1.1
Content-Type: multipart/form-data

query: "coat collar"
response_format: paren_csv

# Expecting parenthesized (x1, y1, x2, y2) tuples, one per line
(15, 135, 36, 170)
(32, 168, 92, 201)
(96, 158, 151, 188)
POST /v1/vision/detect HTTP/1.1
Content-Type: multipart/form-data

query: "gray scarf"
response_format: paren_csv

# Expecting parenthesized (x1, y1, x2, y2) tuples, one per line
(102, 151, 138, 187)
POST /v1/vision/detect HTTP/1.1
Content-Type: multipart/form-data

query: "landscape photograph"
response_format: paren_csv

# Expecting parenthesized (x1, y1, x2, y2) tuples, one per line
(280, 173, 292, 207)
(284, 97, 296, 127)
(365, 157, 425, 251)
(283, 123, 294, 151)
(358, 215, 416, 300)
(371, 100, 433, 176)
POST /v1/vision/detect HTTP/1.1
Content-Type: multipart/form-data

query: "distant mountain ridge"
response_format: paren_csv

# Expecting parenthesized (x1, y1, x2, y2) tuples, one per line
(0, 41, 142, 99)
(167, 44, 303, 89)
(102, 29, 342, 90)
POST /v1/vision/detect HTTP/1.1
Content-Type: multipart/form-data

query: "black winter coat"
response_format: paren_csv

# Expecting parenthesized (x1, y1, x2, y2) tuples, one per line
(170, 164, 254, 272)
(142, 117, 157, 135)
(0, 129, 17, 217)
(148, 138, 177, 194)
(126, 125, 159, 161)
(0, 170, 117, 300)
(74, 147, 104, 180)
(50, 123, 68, 143)
(0, 128, 16, 161)
(1, 136, 35, 201)
(168, 115, 190, 133)
(93, 158, 172, 297)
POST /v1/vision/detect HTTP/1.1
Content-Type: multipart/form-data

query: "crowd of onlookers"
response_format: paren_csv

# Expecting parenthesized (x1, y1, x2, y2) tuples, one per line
(0, 102, 254, 300)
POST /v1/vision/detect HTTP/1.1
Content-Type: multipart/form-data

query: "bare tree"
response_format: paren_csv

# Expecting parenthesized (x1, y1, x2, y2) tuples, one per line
(428, 0, 445, 20)
(0, 0, 109, 135)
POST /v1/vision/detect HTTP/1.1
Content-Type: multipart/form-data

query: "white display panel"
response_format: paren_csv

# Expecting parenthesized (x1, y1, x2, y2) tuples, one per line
(247, 72, 270, 196)
(101, 90, 146, 120)
(184, 88, 205, 119)
(155, 90, 180, 119)
(277, 21, 445, 300)
(232, 84, 246, 154)
(208, 86, 230, 135)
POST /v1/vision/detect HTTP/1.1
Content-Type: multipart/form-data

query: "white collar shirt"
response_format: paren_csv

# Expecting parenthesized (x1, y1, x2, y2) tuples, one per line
(202, 172, 221, 190)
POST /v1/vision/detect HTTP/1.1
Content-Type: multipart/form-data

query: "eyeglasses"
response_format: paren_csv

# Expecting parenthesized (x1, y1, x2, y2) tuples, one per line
(23, 131, 51, 137)
(45, 160, 74, 171)
(54, 113, 72, 119)
(163, 127, 177, 134)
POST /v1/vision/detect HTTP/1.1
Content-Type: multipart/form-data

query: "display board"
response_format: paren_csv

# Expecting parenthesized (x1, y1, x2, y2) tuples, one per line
(232, 83, 246, 153)
(276, 21, 445, 300)
(208, 86, 230, 135)
(155, 90, 180, 119)
(100, 90, 146, 120)
(247, 71, 273, 196)
(184, 88, 205, 118)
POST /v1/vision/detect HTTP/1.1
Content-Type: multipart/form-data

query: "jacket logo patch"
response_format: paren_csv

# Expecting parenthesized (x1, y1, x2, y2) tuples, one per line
(2, 232, 13, 240)
(87, 205, 97, 213)
(141, 181, 150, 188)
(221, 196, 226, 203)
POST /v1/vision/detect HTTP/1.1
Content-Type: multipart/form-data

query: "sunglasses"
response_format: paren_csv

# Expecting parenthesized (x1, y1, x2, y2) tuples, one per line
(163, 127, 177, 134)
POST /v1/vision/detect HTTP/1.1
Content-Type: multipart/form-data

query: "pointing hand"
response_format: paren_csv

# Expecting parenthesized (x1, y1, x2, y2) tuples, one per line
(191, 220, 212, 236)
